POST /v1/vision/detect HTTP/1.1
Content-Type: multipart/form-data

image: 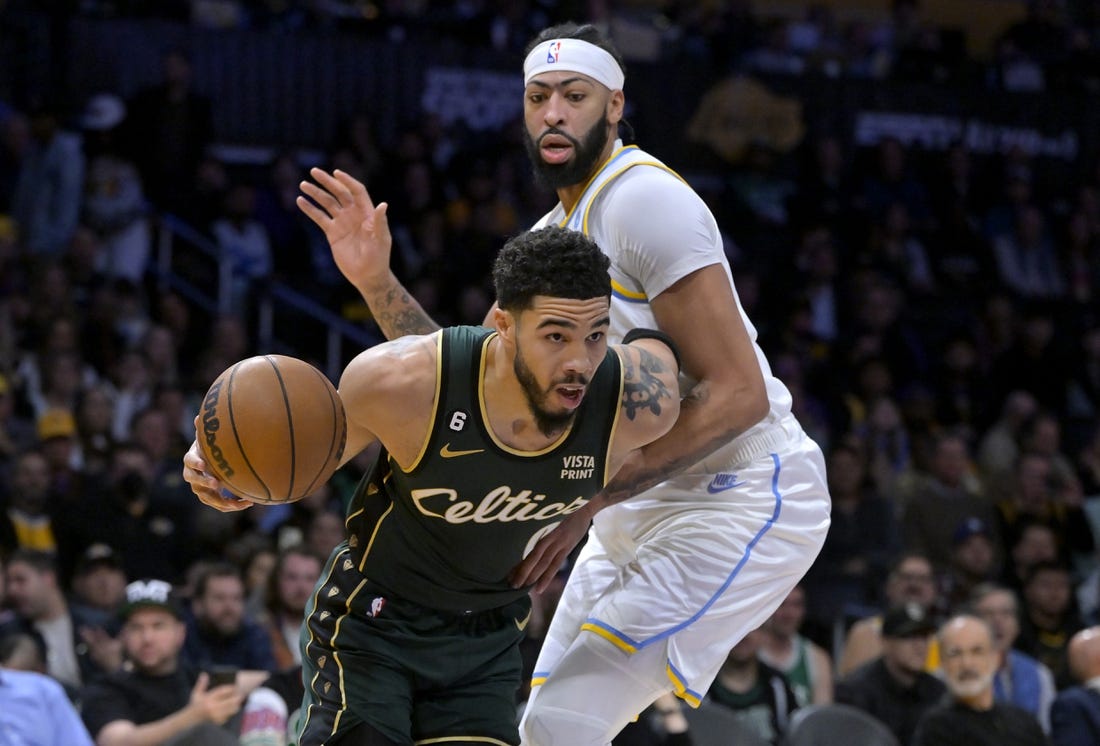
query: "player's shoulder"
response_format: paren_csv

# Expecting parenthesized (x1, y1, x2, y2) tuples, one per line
(344, 333, 439, 396)
(601, 161, 706, 222)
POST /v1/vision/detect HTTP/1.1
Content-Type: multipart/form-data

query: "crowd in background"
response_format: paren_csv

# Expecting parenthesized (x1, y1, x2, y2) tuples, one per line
(2, 0, 1100, 744)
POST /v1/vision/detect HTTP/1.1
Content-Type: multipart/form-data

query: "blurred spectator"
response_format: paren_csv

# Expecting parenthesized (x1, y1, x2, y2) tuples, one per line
(913, 614, 1046, 746)
(79, 93, 151, 284)
(1076, 422, 1100, 497)
(857, 201, 936, 296)
(73, 383, 117, 478)
(758, 584, 833, 707)
(0, 663, 95, 746)
(80, 578, 247, 746)
(128, 405, 194, 509)
(0, 108, 31, 213)
(303, 506, 346, 558)
(899, 430, 998, 571)
(210, 180, 273, 314)
(124, 48, 214, 214)
(35, 407, 85, 501)
(706, 627, 798, 745)
(256, 545, 323, 672)
(941, 518, 1001, 612)
(0, 629, 46, 672)
(931, 333, 987, 432)
(0, 448, 58, 555)
(839, 552, 941, 676)
(69, 543, 128, 624)
(10, 100, 84, 258)
(1, 549, 115, 690)
(1016, 560, 1084, 688)
(835, 602, 946, 746)
(977, 390, 1040, 496)
(60, 441, 198, 584)
(1060, 209, 1100, 310)
(995, 451, 1094, 566)
(14, 313, 98, 420)
(182, 562, 276, 673)
(0, 371, 35, 468)
(804, 440, 899, 629)
(857, 136, 930, 228)
(970, 583, 1056, 733)
(853, 395, 914, 498)
(1050, 626, 1100, 746)
(988, 304, 1069, 415)
(1002, 520, 1061, 595)
(992, 204, 1066, 301)
(254, 150, 313, 284)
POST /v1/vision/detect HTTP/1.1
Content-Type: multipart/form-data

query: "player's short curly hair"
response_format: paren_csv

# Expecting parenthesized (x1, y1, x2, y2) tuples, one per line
(492, 226, 611, 311)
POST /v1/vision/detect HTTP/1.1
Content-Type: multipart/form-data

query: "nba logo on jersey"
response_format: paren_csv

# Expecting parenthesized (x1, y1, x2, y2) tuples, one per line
(369, 597, 386, 617)
(547, 41, 561, 63)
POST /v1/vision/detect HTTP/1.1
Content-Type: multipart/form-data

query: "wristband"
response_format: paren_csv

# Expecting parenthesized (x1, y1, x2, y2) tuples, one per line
(622, 328, 681, 371)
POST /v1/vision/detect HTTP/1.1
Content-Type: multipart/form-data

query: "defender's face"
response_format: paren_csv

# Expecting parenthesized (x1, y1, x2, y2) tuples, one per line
(523, 71, 622, 187)
(510, 296, 610, 431)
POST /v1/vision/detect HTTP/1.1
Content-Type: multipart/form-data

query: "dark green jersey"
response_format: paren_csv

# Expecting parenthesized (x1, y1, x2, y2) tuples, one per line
(346, 326, 623, 613)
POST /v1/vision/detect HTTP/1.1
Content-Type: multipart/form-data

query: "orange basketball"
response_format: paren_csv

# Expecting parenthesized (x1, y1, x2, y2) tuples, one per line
(198, 355, 347, 504)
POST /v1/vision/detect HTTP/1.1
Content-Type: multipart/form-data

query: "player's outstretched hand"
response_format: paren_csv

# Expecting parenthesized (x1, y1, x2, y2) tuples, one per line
(509, 506, 592, 593)
(297, 168, 392, 292)
(182, 418, 252, 512)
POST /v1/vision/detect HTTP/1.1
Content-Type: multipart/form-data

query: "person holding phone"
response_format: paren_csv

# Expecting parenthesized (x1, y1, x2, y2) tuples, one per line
(80, 578, 277, 746)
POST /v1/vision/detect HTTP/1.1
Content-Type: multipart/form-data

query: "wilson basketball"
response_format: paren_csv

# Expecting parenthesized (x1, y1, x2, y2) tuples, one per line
(198, 355, 347, 504)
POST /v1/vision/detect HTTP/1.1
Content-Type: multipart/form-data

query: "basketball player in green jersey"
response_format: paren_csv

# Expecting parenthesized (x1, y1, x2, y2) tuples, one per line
(182, 226, 681, 745)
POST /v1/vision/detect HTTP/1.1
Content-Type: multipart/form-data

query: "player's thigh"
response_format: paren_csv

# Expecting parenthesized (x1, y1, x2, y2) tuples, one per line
(521, 632, 671, 746)
(532, 531, 621, 679)
(413, 660, 523, 746)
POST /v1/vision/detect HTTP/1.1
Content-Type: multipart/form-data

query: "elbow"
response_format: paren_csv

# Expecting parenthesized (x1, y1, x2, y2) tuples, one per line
(724, 374, 769, 434)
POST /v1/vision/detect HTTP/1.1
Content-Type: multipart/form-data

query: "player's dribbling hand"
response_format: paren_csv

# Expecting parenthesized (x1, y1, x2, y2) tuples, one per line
(182, 419, 253, 512)
(297, 168, 392, 291)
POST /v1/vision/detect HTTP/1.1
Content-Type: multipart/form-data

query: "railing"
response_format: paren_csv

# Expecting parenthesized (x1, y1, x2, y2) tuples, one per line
(153, 213, 380, 380)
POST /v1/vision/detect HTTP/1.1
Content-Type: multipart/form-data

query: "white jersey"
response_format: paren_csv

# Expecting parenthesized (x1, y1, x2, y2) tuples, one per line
(532, 142, 793, 483)
(521, 143, 831, 743)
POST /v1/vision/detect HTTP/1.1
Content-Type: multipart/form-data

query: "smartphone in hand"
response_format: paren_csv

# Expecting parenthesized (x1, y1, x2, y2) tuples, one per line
(207, 666, 238, 689)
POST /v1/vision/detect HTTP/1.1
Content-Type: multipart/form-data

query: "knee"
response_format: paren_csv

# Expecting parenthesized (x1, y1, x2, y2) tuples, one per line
(521, 701, 613, 746)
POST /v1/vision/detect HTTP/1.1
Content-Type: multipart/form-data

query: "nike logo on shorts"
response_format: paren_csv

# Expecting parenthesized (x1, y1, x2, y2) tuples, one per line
(515, 609, 533, 632)
(440, 443, 485, 459)
(707, 473, 746, 493)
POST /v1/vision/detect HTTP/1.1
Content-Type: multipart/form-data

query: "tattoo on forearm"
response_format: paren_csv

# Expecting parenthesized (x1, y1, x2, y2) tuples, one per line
(371, 284, 440, 339)
(621, 348, 674, 421)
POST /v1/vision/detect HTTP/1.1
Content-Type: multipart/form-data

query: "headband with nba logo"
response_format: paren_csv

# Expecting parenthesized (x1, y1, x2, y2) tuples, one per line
(523, 39, 625, 91)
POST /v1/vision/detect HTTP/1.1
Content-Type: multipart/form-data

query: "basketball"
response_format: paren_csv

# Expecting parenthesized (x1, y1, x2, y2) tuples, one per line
(198, 355, 347, 504)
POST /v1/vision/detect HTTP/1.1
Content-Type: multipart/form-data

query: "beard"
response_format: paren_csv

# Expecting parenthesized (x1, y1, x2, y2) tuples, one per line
(513, 345, 584, 438)
(947, 669, 994, 699)
(523, 115, 612, 191)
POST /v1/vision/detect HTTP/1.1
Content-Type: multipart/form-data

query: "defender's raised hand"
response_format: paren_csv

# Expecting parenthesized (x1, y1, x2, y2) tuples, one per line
(297, 168, 392, 292)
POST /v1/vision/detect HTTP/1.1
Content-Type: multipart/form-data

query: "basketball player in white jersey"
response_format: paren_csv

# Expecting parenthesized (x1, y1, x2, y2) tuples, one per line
(292, 22, 831, 745)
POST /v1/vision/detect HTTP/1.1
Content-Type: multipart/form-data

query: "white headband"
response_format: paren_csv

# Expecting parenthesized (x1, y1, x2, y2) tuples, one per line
(523, 39, 625, 91)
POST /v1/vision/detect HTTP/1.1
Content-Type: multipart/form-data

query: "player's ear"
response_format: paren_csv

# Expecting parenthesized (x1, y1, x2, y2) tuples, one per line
(607, 89, 624, 125)
(493, 307, 515, 341)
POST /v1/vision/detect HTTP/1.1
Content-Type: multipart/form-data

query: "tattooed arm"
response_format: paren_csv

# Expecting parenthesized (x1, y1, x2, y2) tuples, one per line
(297, 168, 441, 340)
(608, 336, 680, 457)
(511, 265, 768, 591)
